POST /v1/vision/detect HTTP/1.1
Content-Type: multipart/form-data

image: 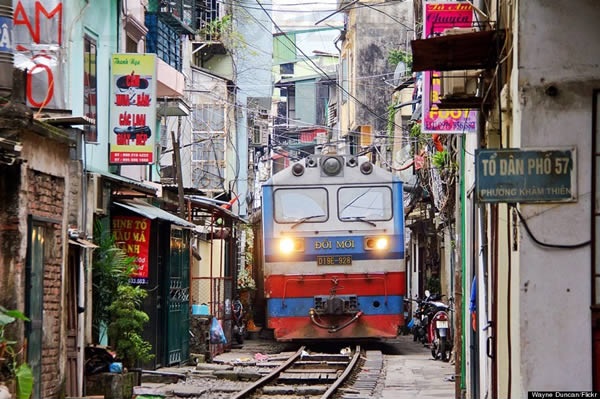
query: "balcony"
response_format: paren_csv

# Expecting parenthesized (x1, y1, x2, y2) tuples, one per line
(156, 58, 185, 98)
(150, 0, 196, 34)
(411, 29, 506, 109)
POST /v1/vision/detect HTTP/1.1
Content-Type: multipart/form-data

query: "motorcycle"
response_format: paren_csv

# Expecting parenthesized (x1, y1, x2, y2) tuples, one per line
(425, 292, 453, 362)
(232, 297, 246, 344)
(408, 294, 431, 345)
(408, 291, 432, 345)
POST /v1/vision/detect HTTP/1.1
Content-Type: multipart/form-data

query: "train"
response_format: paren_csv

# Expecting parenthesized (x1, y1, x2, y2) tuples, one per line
(261, 154, 406, 341)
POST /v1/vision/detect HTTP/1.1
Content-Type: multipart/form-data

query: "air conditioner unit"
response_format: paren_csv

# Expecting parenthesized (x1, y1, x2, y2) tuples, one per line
(440, 69, 480, 99)
(90, 174, 108, 215)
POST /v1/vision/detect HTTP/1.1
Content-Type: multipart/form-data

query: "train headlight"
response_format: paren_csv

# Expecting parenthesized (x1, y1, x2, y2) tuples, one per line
(360, 161, 373, 175)
(279, 237, 305, 254)
(292, 163, 305, 176)
(364, 236, 389, 251)
(321, 156, 343, 176)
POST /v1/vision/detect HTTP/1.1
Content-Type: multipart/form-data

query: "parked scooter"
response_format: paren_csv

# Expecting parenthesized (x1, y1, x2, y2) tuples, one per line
(232, 297, 246, 344)
(425, 292, 453, 362)
(409, 297, 427, 344)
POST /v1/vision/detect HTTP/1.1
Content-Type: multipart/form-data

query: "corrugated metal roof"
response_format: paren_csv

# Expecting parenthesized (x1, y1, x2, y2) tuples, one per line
(87, 168, 158, 195)
(114, 199, 196, 228)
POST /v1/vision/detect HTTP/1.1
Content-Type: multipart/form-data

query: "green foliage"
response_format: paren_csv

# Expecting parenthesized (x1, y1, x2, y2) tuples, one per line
(387, 104, 397, 136)
(0, 307, 32, 399)
(15, 364, 33, 399)
(432, 150, 450, 169)
(388, 49, 413, 70)
(200, 15, 232, 40)
(92, 221, 137, 343)
(410, 123, 421, 138)
(106, 285, 154, 369)
(426, 275, 441, 294)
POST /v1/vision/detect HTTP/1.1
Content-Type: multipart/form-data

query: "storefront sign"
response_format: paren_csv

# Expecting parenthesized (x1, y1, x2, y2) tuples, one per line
(422, 1, 477, 134)
(13, 1, 67, 109)
(475, 148, 577, 203)
(112, 216, 151, 284)
(109, 53, 157, 164)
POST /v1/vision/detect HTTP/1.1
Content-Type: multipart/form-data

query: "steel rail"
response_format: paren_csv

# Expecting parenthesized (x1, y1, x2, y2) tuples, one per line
(230, 345, 306, 399)
(320, 344, 361, 399)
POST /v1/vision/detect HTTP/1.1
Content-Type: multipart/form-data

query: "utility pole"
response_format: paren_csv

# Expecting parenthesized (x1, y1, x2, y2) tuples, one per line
(171, 116, 186, 219)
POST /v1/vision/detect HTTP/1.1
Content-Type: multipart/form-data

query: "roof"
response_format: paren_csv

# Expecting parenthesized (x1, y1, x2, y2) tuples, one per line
(187, 195, 247, 224)
(87, 167, 158, 196)
(114, 199, 197, 229)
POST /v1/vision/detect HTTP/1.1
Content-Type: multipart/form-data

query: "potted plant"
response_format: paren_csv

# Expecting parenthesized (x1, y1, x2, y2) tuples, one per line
(106, 285, 154, 370)
(92, 221, 137, 344)
(0, 307, 33, 399)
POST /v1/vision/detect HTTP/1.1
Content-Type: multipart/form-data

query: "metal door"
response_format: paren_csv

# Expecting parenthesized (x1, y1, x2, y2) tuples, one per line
(166, 227, 190, 365)
(26, 222, 44, 399)
(65, 246, 79, 396)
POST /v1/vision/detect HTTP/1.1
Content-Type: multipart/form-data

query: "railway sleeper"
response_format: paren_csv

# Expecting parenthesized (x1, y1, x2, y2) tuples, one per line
(261, 384, 329, 396)
(277, 371, 340, 383)
(301, 354, 352, 362)
(294, 360, 348, 368)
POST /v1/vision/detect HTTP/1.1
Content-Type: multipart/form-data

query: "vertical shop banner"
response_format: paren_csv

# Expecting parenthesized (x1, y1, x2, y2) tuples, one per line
(112, 216, 151, 285)
(13, 0, 67, 110)
(109, 53, 157, 164)
(422, 2, 476, 134)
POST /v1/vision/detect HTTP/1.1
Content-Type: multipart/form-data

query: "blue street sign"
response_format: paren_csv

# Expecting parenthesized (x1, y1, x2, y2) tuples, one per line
(475, 148, 576, 203)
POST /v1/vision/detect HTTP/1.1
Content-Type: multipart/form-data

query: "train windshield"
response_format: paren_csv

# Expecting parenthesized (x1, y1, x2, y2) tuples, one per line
(273, 188, 328, 223)
(338, 186, 393, 221)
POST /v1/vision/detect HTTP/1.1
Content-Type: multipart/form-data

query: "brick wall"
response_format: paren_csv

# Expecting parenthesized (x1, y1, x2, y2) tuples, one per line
(27, 169, 65, 398)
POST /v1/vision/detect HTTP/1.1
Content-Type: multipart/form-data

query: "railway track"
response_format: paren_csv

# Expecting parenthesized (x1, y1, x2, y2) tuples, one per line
(230, 345, 367, 399)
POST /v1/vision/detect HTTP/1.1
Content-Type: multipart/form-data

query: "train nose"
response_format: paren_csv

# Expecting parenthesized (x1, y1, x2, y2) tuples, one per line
(325, 297, 345, 315)
(314, 295, 359, 315)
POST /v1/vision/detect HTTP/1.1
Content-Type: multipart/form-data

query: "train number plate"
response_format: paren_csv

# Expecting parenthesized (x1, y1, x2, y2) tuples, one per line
(436, 320, 449, 329)
(316, 255, 353, 266)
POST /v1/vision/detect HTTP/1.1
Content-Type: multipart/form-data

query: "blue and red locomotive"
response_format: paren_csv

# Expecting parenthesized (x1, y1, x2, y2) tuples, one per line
(261, 154, 406, 341)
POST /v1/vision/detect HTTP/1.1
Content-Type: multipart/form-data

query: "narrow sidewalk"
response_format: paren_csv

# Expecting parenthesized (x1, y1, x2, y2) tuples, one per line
(380, 335, 456, 399)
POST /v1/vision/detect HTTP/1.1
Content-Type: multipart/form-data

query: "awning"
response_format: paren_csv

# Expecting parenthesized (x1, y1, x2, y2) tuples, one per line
(187, 195, 247, 224)
(411, 30, 505, 72)
(114, 199, 197, 229)
(87, 168, 158, 196)
(69, 238, 98, 248)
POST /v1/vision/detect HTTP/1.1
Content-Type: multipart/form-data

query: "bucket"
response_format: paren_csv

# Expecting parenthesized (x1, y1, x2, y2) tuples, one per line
(192, 303, 209, 315)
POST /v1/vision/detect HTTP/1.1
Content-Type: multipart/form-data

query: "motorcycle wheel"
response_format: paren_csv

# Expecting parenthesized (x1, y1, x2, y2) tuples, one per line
(439, 336, 447, 362)
(431, 342, 437, 359)
(236, 334, 244, 344)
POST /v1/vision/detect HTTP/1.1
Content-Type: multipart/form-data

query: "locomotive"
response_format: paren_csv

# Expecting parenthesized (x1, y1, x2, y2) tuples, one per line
(261, 154, 406, 341)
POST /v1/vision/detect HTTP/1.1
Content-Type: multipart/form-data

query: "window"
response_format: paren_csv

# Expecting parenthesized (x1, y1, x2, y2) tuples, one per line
(83, 36, 97, 142)
(338, 186, 393, 221)
(273, 188, 328, 223)
(287, 86, 296, 121)
(341, 56, 349, 103)
(193, 104, 225, 131)
(191, 104, 226, 191)
(280, 63, 294, 75)
(252, 125, 261, 145)
(145, 14, 182, 71)
(126, 36, 138, 53)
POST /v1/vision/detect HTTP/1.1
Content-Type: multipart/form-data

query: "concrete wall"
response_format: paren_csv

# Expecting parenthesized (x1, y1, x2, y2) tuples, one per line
(502, 0, 599, 396)
(350, 1, 413, 135)
(513, 0, 599, 393)
(68, 1, 118, 172)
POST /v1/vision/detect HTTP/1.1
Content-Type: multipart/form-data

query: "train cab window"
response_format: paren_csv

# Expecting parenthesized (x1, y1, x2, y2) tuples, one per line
(338, 186, 393, 221)
(273, 188, 328, 224)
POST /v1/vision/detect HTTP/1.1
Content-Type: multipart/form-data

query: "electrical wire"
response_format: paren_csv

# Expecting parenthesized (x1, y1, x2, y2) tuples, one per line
(254, 0, 406, 132)
(510, 205, 590, 249)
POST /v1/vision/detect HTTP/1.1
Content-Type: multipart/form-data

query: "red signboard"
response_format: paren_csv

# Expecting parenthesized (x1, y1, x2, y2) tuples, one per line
(112, 216, 151, 284)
